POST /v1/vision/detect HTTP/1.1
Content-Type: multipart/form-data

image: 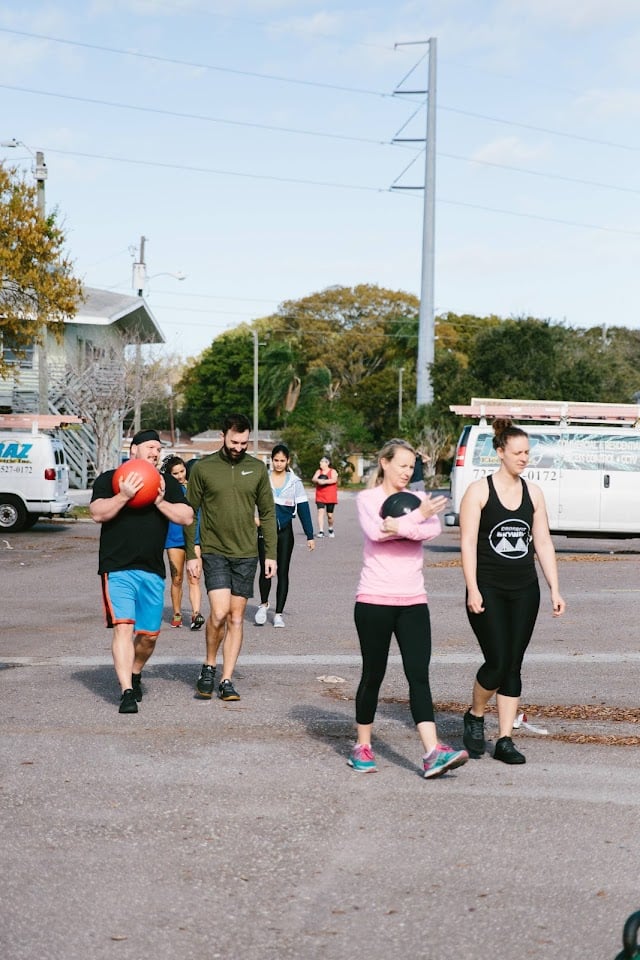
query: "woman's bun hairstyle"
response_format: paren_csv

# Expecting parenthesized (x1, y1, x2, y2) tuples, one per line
(492, 417, 528, 451)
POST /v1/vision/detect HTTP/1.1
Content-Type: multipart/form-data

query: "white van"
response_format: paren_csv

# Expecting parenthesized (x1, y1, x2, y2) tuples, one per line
(445, 399, 640, 538)
(0, 419, 75, 532)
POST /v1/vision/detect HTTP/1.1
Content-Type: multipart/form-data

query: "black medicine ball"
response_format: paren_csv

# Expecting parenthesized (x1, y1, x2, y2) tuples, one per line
(379, 491, 421, 518)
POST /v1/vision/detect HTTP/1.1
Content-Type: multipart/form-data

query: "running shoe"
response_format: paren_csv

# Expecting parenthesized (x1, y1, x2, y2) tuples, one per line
(494, 736, 526, 765)
(119, 689, 138, 714)
(195, 664, 216, 698)
(170, 612, 182, 628)
(190, 613, 205, 631)
(423, 743, 469, 779)
(218, 679, 240, 701)
(254, 603, 269, 625)
(273, 613, 285, 628)
(347, 743, 378, 773)
(463, 710, 485, 757)
(132, 672, 143, 702)
(328, 528, 335, 538)
(316, 531, 324, 538)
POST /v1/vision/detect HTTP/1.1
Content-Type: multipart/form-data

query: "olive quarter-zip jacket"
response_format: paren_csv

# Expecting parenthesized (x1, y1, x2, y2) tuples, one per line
(184, 449, 277, 560)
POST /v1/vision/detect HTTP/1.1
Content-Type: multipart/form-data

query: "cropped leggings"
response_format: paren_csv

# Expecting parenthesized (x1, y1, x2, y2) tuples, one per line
(354, 602, 435, 726)
(257, 523, 295, 614)
(467, 580, 540, 698)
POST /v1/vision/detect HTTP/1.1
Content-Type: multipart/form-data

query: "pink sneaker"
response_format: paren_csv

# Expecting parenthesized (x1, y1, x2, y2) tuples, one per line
(423, 743, 469, 779)
(347, 743, 378, 773)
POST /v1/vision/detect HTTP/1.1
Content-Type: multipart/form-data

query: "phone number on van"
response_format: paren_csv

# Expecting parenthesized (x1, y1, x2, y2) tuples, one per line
(0, 463, 33, 474)
(472, 468, 558, 482)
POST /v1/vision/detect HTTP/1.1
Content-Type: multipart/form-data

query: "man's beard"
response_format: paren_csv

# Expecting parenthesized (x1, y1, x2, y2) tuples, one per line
(223, 443, 245, 462)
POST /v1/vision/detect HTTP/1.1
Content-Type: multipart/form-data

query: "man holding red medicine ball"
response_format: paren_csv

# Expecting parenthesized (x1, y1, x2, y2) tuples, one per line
(90, 429, 193, 713)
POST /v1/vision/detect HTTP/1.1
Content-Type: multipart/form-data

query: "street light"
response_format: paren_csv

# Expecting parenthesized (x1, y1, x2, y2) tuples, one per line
(131, 235, 186, 432)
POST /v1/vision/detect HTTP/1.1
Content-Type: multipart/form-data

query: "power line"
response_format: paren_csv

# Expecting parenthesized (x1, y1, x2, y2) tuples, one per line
(440, 151, 640, 197)
(0, 82, 392, 147)
(439, 103, 640, 153)
(0, 26, 389, 98)
(438, 196, 640, 236)
(5, 82, 638, 198)
(37, 146, 390, 193)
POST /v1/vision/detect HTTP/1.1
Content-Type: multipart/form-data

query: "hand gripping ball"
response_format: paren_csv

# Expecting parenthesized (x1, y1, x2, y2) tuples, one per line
(112, 459, 162, 508)
(379, 490, 421, 519)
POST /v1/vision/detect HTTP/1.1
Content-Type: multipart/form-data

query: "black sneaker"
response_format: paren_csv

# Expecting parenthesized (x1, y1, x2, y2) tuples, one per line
(190, 613, 206, 631)
(196, 664, 216, 698)
(463, 710, 485, 757)
(119, 689, 138, 714)
(494, 736, 526, 765)
(218, 679, 240, 701)
(132, 672, 143, 702)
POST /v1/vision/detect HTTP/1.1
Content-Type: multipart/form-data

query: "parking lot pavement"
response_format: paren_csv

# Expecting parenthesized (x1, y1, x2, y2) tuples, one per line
(1, 494, 640, 960)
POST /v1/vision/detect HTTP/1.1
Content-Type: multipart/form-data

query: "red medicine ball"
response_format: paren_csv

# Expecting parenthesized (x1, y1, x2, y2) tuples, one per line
(112, 459, 161, 508)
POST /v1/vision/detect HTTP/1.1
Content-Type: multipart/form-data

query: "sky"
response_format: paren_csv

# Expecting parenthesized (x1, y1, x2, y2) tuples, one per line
(1, 0, 640, 361)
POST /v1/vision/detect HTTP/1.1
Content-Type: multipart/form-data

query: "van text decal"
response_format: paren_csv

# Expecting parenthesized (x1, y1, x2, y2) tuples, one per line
(0, 442, 33, 462)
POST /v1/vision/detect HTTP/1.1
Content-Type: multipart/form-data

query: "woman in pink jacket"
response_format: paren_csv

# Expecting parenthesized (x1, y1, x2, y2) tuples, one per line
(348, 438, 469, 779)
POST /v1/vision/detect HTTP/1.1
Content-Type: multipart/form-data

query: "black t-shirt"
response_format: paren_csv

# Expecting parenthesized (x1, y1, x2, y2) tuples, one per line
(476, 474, 538, 590)
(92, 468, 188, 577)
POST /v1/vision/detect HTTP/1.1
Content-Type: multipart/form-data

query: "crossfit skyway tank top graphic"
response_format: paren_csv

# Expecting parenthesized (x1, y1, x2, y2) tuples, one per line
(476, 475, 537, 590)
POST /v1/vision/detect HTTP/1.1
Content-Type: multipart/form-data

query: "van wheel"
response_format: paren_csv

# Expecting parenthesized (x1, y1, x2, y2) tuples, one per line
(0, 496, 28, 532)
(22, 513, 40, 530)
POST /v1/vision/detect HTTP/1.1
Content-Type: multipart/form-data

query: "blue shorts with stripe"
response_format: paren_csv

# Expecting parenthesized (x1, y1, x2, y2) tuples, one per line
(101, 570, 165, 634)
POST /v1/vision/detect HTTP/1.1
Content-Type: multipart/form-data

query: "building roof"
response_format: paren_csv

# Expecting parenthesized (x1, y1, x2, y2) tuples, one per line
(70, 287, 164, 345)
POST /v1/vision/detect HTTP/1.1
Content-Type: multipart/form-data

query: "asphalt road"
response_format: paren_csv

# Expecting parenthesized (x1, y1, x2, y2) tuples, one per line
(1, 492, 639, 960)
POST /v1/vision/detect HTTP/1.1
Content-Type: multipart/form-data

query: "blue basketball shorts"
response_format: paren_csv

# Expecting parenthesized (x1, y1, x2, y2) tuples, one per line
(101, 570, 165, 634)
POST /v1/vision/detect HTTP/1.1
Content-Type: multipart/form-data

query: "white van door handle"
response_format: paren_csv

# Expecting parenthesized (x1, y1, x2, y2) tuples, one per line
(603, 474, 610, 489)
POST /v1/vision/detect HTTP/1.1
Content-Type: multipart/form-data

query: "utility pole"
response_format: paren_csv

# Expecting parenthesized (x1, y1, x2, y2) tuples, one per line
(132, 236, 147, 433)
(392, 37, 437, 406)
(398, 367, 405, 426)
(252, 330, 259, 457)
(35, 151, 49, 414)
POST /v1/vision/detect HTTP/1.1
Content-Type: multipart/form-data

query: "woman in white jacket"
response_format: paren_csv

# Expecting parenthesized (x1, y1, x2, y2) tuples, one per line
(254, 444, 315, 628)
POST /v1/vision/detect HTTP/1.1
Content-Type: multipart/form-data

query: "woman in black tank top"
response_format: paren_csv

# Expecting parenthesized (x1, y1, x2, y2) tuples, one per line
(459, 418, 566, 765)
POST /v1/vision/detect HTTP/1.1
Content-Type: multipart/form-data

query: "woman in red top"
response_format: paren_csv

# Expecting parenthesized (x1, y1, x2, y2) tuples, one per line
(311, 456, 339, 538)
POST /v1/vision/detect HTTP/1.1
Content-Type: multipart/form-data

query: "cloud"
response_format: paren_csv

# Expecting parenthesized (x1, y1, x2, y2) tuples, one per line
(470, 136, 550, 166)
(267, 11, 346, 40)
(496, 0, 640, 29)
(575, 87, 640, 119)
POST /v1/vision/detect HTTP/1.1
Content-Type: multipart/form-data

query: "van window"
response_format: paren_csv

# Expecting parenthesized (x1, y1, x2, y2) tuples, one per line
(470, 432, 564, 473)
(601, 434, 640, 472)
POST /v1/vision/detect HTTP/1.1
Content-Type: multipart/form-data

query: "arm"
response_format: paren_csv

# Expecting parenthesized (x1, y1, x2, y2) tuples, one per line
(156, 473, 193, 526)
(90, 469, 144, 524)
(384, 493, 447, 541)
(296, 497, 315, 549)
(184, 467, 203, 561)
(356, 490, 442, 542)
(530, 484, 566, 617)
(459, 480, 486, 614)
(256, 469, 278, 576)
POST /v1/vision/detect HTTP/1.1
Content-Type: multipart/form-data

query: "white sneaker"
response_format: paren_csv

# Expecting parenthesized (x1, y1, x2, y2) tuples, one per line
(254, 603, 268, 625)
(328, 529, 335, 538)
(273, 613, 285, 628)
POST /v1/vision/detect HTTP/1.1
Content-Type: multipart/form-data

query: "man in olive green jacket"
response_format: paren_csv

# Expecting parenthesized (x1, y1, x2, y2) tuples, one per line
(185, 413, 277, 701)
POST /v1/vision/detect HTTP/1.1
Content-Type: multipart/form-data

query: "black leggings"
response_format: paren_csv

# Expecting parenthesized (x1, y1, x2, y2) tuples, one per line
(353, 602, 435, 726)
(467, 580, 540, 698)
(257, 524, 294, 614)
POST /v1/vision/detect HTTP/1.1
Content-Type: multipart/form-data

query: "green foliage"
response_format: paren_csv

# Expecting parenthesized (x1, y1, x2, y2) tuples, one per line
(177, 287, 640, 480)
(0, 163, 83, 375)
(178, 330, 253, 432)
